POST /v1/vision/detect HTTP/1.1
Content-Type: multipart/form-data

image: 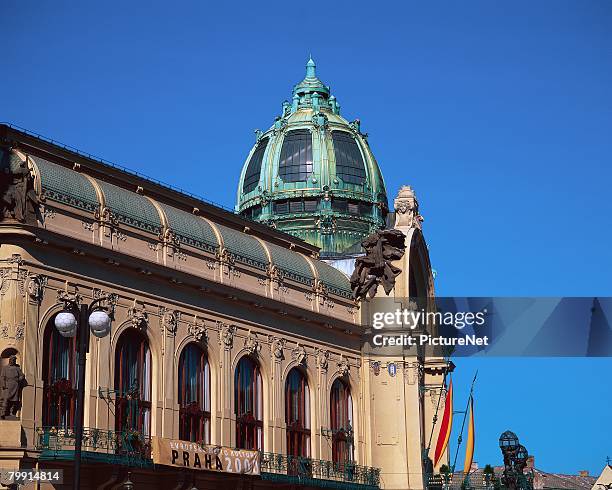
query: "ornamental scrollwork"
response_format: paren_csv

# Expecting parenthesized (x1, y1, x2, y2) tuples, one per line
(94, 206, 119, 227)
(311, 111, 328, 130)
(291, 343, 307, 366)
(269, 336, 285, 361)
(159, 307, 179, 335)
(267, 264, 284, 289)
(128, 301, 148, 331)
(0, 270, 8, 296)
(92, 289, 118, 316)
(244, 330, 261, 356)
(316, 215, 336, 235)
(316, 349, 329, 372)
(188, 316, 207, 343)
(218, 322, 236, 350)
(26, 273, 47, 302)
(56, 286, 82, 307)
(338, 356, 350, 377)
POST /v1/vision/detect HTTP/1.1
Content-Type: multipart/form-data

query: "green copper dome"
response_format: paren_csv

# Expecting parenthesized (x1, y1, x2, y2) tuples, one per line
(236, 58, 388, 257)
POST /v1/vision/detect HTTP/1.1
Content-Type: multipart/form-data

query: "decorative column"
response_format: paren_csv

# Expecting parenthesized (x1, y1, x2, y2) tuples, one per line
(218, 322, 235, 447)
(269, 336, 285, 454)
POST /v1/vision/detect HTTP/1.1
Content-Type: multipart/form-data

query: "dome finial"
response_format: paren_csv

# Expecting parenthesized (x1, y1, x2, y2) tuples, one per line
(306, 55, 316, 78)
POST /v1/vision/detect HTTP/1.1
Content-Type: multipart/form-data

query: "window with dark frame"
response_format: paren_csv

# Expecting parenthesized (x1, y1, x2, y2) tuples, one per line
(178, 343, 211, 443)
(278, 130, 313, 182)
(235, 356, 263, 450)
(285, 368, 311, 458)
(115, 329, 152, 436)
(330, 378, 354, 463)
(243, 137, 269, 194)
(42, 318, 77, 428)
(332, 131, 367, 185)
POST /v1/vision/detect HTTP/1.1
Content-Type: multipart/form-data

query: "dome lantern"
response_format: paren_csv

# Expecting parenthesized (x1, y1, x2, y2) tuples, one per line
(236, 58, 388, 258)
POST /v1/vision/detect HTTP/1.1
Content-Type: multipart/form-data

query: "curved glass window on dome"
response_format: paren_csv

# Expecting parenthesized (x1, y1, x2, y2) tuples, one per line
(278, 130, 313, 182)
(332, 131, 367, 185)
(243, 137, 269, 194)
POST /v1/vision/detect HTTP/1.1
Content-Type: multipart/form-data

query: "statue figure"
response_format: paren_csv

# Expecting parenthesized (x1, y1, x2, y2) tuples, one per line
(0, 356, 26, 419)
(350, 228, 406, 300)
(0, 146, 41, 225)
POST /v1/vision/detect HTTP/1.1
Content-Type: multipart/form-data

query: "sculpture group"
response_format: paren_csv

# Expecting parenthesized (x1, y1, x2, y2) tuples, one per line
(350, 228, 406, 301)
(0, 146, 41, 225)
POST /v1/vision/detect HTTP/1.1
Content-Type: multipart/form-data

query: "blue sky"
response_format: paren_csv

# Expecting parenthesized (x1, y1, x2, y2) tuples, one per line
(4, 0, 611, 476)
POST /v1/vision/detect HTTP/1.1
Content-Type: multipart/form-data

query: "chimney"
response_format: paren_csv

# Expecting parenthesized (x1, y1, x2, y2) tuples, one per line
(527, 456, 535, 469)
(578, 470, 589, 477)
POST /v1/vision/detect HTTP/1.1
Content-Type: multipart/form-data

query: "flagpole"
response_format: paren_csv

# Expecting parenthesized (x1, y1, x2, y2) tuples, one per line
(451, 371, 478, 475)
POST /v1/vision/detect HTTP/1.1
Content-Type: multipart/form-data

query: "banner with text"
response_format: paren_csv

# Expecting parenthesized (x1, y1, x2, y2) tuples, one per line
(152, 437, 260, 475)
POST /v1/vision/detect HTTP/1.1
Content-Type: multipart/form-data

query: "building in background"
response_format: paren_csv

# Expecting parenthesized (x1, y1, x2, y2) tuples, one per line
(0, 59, 445, 489)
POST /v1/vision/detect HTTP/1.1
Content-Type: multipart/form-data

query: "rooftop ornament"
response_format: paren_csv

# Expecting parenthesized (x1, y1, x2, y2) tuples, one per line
(499, 431, 533, 490)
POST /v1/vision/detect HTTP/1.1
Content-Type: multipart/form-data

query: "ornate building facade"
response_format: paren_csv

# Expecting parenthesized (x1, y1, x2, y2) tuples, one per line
(0, 60, 448, 490)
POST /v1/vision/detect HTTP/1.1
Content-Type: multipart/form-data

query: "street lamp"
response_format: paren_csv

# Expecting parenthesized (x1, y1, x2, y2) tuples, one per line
(54, 293, 114, 490)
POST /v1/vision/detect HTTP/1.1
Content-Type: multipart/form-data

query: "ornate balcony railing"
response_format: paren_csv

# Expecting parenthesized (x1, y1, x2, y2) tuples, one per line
(260, 452, 380, 489)
(35, 427, 153, 468)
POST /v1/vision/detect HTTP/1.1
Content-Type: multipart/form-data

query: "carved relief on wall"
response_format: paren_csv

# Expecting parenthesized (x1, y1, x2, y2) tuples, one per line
(337, 356, 350, 377)
(244, 330, 261, 356)
(26, 274, 47, 302)
(187, 316, 207, 343)
(316, 348, 329, 372)
(0, 322, 24, 343)
(269, 336, 285, 361)
(291, 343, 307, 366)
(159, 307, 179, 335)
(0, 146, 41, 225)
(218, 322, 236, 350)
(128, 301, 149, 331)
(394, 185, 423, 230)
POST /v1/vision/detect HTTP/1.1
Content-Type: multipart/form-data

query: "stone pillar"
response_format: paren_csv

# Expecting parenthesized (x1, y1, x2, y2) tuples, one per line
(269, 337, 284, 454)
(218, 323, 234, 447)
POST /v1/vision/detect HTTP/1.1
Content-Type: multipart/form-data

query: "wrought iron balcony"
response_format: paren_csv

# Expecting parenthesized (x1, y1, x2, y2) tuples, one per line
(35, 426, 153, 468)
(260, 452, 380, 489)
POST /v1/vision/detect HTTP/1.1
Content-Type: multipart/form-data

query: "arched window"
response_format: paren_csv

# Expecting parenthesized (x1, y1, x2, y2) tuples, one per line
(332, 131, 366, 185)
(285, 368, 310, 457)
(234, 356, 263, 450)
(115, 330, 151, 436)
(178, 343, 210, 443)
(42, 319, 77, 428)
(243, 137, 268, 194)
(278, 130, 313, 182)
(330, 378, 354, 463)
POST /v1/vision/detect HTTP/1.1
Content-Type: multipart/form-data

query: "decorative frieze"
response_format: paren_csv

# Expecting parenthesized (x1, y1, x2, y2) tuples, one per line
(0, 322, 24, 343)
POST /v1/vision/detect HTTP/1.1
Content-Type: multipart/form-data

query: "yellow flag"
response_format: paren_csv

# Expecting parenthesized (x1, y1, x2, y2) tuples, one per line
(463, 396, 475, 474)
